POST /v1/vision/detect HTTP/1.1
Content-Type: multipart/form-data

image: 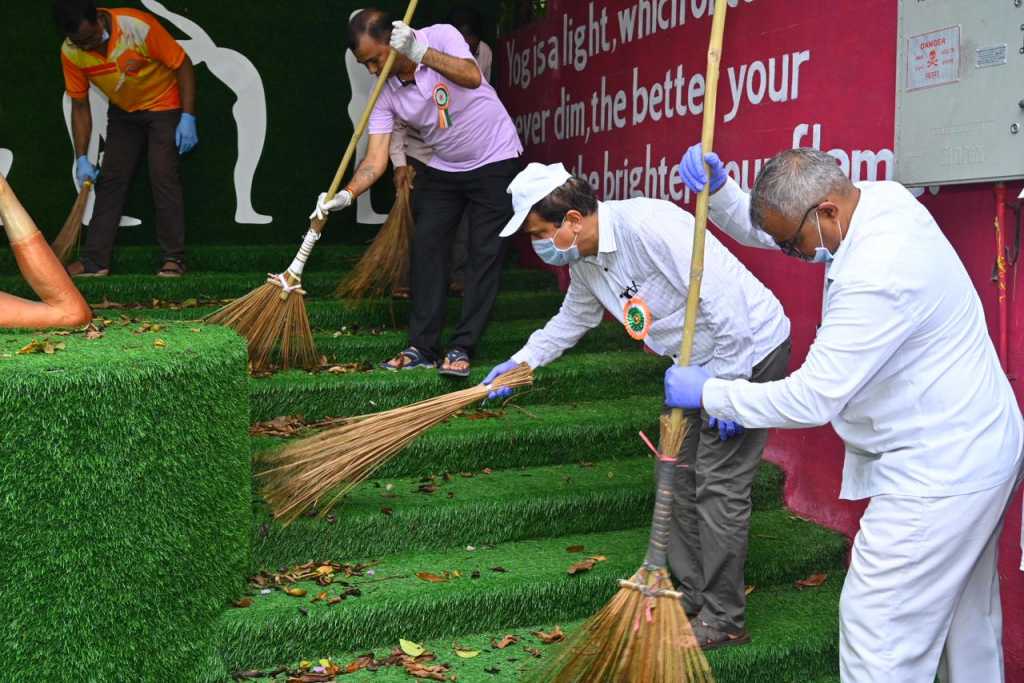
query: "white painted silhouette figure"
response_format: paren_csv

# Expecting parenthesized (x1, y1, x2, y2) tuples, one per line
(62, 87, 143, 228)
(0, 148, 11, 226)
(345, 8, 388, 225)
(142, 0, 272, 224)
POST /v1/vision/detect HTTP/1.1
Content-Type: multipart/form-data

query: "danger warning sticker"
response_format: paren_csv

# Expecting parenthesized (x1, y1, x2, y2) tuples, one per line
(906, 25, 960, 91)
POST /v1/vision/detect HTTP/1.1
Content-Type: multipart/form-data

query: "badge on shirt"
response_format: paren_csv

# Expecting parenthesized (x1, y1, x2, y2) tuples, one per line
(623, 296, 652, 341)
(433, 83, 453, 129)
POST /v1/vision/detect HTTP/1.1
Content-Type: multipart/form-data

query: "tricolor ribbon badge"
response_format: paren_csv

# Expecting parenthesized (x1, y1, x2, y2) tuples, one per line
(433, 83, 453, 129)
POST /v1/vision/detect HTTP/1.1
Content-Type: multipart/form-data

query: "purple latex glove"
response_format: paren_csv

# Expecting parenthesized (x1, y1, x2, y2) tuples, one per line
(482, 359, 519, 400)
(678, 143, 727, 194)
(709, 416, 744, 441)
(664, 365, 710, 410)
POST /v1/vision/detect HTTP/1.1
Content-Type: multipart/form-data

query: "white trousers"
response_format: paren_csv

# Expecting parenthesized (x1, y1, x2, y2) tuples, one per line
(839, 472, 1021, 683)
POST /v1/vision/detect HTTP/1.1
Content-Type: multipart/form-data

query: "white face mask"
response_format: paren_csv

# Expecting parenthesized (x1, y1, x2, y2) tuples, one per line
(810, 211, 840, 264)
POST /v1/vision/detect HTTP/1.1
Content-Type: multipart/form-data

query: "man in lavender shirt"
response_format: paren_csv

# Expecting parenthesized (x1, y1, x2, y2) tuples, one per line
(312, 8, 522, 377)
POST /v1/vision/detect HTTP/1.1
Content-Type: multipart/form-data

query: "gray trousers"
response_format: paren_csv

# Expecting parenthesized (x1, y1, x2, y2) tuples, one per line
(666, 338, 791, 635)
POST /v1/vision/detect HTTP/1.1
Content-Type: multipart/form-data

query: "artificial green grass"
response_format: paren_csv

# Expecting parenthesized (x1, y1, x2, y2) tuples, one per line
(0, 268, 556, 304)
(0, 324, 252, 681)
(247, 350, 669, 421)
(0, 244, 363, 275)
(252, 458, 788, 568)
(127, 290, 569, 329)
(217, 518, 847, 670)
(218, 578, 842, 682)
(310, 319, 635, 364)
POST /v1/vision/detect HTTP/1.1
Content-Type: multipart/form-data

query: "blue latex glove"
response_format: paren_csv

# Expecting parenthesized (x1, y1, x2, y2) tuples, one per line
(175, 113, 198, 154)
(482, 359, 519, 401)
(75, 155, 99, 185)
(664, 365, 710, 410)
(709, 416, 744, 441)
(678, 143, 727, 194)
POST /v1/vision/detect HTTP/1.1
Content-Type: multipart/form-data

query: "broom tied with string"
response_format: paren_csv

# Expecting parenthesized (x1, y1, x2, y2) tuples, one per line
(50, 180, 93, 265)
(260, 363, 533, 524)
(527, 2, 730, 680)
(205, 0, 419, 371)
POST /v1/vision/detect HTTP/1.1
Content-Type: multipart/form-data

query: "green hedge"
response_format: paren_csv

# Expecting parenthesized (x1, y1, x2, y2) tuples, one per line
(0, 323, 251, 682)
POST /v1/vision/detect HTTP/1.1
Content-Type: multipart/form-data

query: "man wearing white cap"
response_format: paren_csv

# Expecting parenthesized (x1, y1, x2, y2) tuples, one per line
(484, 162, 792, 649)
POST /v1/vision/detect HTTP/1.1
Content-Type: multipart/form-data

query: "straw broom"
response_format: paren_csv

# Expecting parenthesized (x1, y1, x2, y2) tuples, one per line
(526, 3, 730, 680)
(334, 165, 415, 300)
(205, 0, 419, 371)
(50, 180, 93, 265)
(260, 363, 533, 524)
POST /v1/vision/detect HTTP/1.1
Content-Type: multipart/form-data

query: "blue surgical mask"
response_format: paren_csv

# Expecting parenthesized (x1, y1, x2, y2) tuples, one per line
(810, 211, 838, 264)
(532, 224, 581, 266)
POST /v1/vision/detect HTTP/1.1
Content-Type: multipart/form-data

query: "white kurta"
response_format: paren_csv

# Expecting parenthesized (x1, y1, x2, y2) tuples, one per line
(702, 177, 1024, 681)
(704, 178, 1023, 500)
(510, 198, 790, 377)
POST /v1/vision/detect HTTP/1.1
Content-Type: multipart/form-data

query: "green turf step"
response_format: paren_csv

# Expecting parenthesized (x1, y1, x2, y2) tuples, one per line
(251, 457, 786, 568)
(113, 290, 568, 329)
(0, 243, 364, 275)
(217, 579, 842, 682)
(247, 350, 668, 422)
(217, 519, 847, 671)
(1, 268, 556, 304)
(312, 319, 635, 364)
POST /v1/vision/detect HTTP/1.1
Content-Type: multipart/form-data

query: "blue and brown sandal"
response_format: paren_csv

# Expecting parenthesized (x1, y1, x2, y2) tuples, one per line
(380, 346, 436, 371)
(692, 621, 751, 650)
(438, 347, 471, 378)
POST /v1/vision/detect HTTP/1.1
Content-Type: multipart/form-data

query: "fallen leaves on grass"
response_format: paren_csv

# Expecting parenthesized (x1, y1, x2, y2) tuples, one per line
(232, 597, 253, 608)
(745, 585, 756, 596)
(531, 626, 565, 644)
(400, 639, 425, 657)
(309, 360, 372, 376)
(249, 560, 373, 591)
(283, 586, 307, 597)
(17, 338, 66, 355)
(524, 646, 543, 658)
(565, 545, 585, 553)
(492, 635, 520, 649)
(795, 572, 828, 589)
(567, 556, 607, 575)
(454, 645, 480, 658)
(415, 572, 447, 584)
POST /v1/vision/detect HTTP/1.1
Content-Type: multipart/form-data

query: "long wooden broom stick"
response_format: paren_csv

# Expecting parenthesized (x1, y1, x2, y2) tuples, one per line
(527, 4, 730, 681)
(205, 0, 419, 370)
(50, 180, 93, 265)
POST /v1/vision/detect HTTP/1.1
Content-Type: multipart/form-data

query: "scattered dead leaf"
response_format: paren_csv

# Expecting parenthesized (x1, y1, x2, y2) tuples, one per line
(567, 556, 607, 575)
(417, 483, 438, 494)
(490, 566, 508, 573)
(153, 338, 167, 348)
(524, 646, 543, 657)
(381, 506, 393, 516)
(416, 572, 448, 584)
(399, 639, 425, 657)
(232, 597, 253, 608)
(284, 586, 307, 597)
(745, 585, 756, 596)
(17, 338, 66, 355)
(454, 645, 480, 658)
(482, 468, 493, 475)
(566, 545, 585, 553)
(795, 572, 828, 589)
(492, 635, 520, 649)
(532, 626, 565, 644)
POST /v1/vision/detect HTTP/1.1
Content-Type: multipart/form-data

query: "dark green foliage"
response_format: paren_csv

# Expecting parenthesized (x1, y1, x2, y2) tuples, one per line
(0, 324, 251, 682)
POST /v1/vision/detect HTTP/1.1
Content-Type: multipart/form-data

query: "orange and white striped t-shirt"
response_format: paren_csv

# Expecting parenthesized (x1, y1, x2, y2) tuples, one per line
(60, 8, 186, 112)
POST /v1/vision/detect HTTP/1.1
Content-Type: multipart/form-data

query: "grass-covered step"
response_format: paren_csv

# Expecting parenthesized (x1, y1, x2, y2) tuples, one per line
(116, 289, 569, 329)
(252, 458, 788, 568)
(0, 269, 556, 305)
(312, 319, 635, 364)
(0, 243, 365, 275)
(247, 350, 669, 421)
(0, 323, 251, 682)
(218, 578, 842, 682)
(217, 518, 847, 671)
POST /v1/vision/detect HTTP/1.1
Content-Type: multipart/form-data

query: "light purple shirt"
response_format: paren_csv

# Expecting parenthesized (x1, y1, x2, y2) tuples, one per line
(368, 25, 522, 172)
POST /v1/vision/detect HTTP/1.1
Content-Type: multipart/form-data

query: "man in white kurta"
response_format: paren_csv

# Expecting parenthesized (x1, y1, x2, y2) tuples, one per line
(669, 145, 1024, 681)
(485, 162, 792, 648)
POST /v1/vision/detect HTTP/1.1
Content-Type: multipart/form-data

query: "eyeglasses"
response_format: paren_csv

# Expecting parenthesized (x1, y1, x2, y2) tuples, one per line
(773, 202, 821, 260)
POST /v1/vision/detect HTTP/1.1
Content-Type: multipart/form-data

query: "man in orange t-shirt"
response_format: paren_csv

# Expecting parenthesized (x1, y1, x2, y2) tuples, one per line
(54, 0, 198, 277)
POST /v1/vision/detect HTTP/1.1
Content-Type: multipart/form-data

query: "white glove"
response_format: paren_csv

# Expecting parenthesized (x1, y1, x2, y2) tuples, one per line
(310, 190, 353, 221)
(390, 21, 427, 63)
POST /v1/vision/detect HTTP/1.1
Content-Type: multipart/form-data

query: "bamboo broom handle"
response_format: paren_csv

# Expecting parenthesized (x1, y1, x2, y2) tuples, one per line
(666, 0, 729, 440)
(312, 0, 420, 235)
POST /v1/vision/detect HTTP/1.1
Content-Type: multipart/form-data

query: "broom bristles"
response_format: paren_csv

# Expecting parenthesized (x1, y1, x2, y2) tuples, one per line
(335, 168, 414, 300)
(50, 181, 92, 265)
(260, 364, 534, 524)
(204, 278, 318, 371)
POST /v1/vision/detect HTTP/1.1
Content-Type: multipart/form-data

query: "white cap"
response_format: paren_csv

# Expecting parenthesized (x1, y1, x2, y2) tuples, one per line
(499, 162, 573, 237)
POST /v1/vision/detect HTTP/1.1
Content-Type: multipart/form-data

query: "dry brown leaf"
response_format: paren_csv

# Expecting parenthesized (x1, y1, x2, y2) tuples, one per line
(524, 646, 543, 657)
(416, 572, 448, 583)
(567, 556, 606, 575)
(745, 585, 756, 596)
(566, 545, 585, 553)
(492, 634, 520, 649)
(232, 597, 253, 608)
(795, 572, 828, 589)
(531, 626, 565, 644)
(153, 338, 167, 348)
(284, 586, 307, 597)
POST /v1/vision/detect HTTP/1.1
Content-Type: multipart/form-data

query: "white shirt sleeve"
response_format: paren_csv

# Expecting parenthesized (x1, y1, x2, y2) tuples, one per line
(637, 212, 757, 379)
(703, 276, 917, 427)
(389, 121, 409, 168)
(511, 273, 605, 368)
(709, 178, 781, 251)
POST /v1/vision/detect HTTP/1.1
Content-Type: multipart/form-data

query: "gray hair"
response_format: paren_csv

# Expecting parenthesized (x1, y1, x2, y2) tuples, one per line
(750, 148, 853, 228)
